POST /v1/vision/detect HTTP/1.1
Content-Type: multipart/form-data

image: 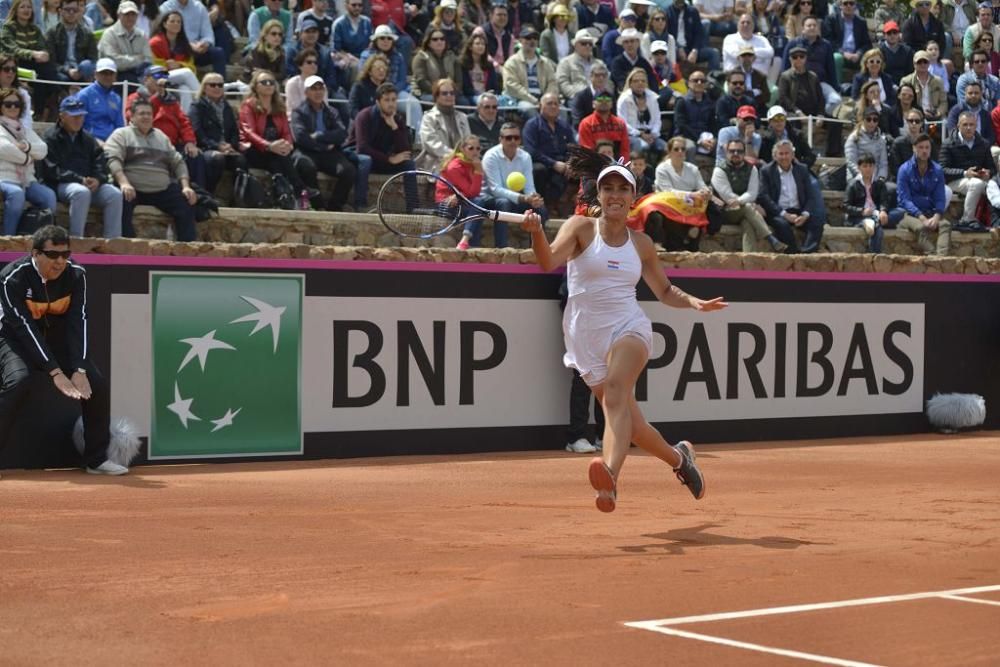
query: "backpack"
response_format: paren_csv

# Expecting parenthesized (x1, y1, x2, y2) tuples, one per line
(233, 168, 269, 208)
(191, 183, 219, 222)
(17, 207, 54, 235)
(271, 173, 296, 210)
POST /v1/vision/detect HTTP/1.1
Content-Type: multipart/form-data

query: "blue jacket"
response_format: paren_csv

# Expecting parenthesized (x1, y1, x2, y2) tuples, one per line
(359, 47, 408, 92)
(522, 114, 574, 168)
(75, 81, 123, 142)
(664, 3, 705, 53)
(897, 156, 947, 216)
(332, 14, 372, 58)
(783, 35, 838, 87)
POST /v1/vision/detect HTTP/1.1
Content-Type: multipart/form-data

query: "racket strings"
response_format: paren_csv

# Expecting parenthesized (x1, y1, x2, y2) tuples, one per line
(378, 173, 461, 238)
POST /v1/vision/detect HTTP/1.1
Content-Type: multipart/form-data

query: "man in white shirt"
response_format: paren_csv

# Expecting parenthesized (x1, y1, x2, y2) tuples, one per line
(722, 13, 775, 77)
(481, 122, 548, 246)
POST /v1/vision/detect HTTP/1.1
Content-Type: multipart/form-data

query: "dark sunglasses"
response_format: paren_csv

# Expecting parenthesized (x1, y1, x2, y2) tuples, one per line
(39, 249, 71, 260)
(481, 104, 497, 109)
(2, 100, 23, 109)
(0, 65, 15, 73)
(690, 77, 706, 82)
(430, 36, 445, 41)
(257, 79, 276, 86)
(727, 149, 745, 154)
(906, 118, 923, 124)
(501, 134, 521, 141)
(973, 59, 989, 64)
(204, 81, 223, 87)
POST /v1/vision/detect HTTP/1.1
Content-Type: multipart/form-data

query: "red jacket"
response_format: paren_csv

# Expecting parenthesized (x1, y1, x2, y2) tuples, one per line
(991, 105, 1000, 149)
(577, 112, 630, 161)
(370, 0, 406, 29)
(436, 157, 483, 201)
(239, 100, 293, 153)
(123, 91, 196, 147)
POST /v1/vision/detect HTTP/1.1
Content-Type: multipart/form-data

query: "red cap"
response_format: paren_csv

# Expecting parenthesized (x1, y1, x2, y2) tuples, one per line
(883, 20, 900, 32)
(736, 105, 757, 119)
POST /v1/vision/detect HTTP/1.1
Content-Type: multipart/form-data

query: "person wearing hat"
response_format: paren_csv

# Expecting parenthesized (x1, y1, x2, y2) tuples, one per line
(777, 42, 843, 157)
(758, 104, 817, 167)
(73, 58, 124, 143)
(722, 13, 775, 78)
(540, 2, 575, 63)
(733, 45, 772, 111)
(297, 0, 335, 49)
(845, 106, 890, 183)
(601, 7, 637, 65)
(609, 26, 657, 94)
(502, 25, 558, 116)
(570, 60, 613, 127)
(286, 15, 341, 96)
(900, 50, 948, 122)
(158, 0, 227, 75)
(576, 0, 614, 40)
(640, 8, 675, 62)
(46, 0, 98, 83)
(877, 20, 914, 83)
(556, 29, 601, 102)
(715, 104, 761, 165)
(873, 0, 907, 38)
(579, 89, 631, 158)
(484, 2, 515, 66)
(696, 0, 737, 38)
(665, 0, 721, 72)
(647, 39, 679, 109)
(627, 0, 655, 32)
(781, 16, 837, 96)
(711, 136, 789, 252)
(428, 0, 465, 54)
(97, 0, 153, 83)
(331, 0, 373, 65)
(360, 24, 422, 129)
(41, 96, 124, 238)
(821, 0, 872, 84)
(962, 2, 1000, 60)
(902, 0, 948, 52)
(291, 74, 358, 211)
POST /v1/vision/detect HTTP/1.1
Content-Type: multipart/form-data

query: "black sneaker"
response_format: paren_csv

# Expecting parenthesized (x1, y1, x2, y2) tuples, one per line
(673, 441, 705, 500)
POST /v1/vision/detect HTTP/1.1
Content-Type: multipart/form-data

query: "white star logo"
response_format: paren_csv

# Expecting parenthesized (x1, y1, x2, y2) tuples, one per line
(210, 407, 242, 433)
(166, 382, 201, 429)
(178, 330, 236, 372)
(230, 296, 286, 353)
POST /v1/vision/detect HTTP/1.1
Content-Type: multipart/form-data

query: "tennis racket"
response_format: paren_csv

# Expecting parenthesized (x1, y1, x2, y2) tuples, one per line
(376, 170, 526, 239)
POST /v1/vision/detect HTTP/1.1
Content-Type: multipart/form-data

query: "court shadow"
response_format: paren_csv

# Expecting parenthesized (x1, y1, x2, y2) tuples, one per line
(618, 522, 826, 555)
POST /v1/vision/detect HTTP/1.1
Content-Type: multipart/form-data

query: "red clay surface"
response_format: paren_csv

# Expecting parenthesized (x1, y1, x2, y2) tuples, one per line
(2, 433, 999, 665)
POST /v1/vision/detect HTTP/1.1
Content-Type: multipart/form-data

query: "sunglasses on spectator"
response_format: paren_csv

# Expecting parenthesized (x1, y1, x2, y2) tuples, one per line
(257, 79, 276, 86)
(430, 36, 445, 41)
(481, 104, 497, 109)
(790, 53, 806, 59)
(690, 77, 706, 83)
(651, 15, 665, 20)
(39, 250, 71, 260)
(438, 89, 455, 96)
(841, 1, 854, 5)
(2, 100, 22, 109)
(730, 80, 745, 86)
(973, 58, 988, 64)
(0, 65, 15, 72)
(727, 149, 745, 154)
(906, 117, 923, 124)
(501, 134, 521, 141)
(204, 81, 223, 87)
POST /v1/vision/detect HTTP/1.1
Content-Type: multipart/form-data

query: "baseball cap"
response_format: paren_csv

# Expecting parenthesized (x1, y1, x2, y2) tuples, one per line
(883, 20, 900, 32)
(766, 105, 787, 120)
(304, 74, 325, 88)
(597, 163, 636, 191)
(738, 45, 756, 56)
(788, 44, 808, 55)
(573, 29, 596, 44)
(147, 65, 169, 80)
(300, 15, 320, 31)
(736, 105, 757, 119)
(117, 0, 138, 13)
(519, 25, 539, 38)
(650, 40, 668, 53)
(594, 90, 613, 100)
(95, 57, 117, 72)
(913, 49, 930, 64)
(59, 96, 87, 115)
(619, 8, 637, 19)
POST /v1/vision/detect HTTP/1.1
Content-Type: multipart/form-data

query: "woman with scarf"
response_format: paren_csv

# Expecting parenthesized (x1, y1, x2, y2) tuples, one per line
(0, 87, 55, 235)
(417, 78, 471, 173)
(617, 68, 665, 161)
(359, 25, 421, 131)
(845, 105, 891, 184)
(148, 11, 199, 112)
(191, 72, 247, 196)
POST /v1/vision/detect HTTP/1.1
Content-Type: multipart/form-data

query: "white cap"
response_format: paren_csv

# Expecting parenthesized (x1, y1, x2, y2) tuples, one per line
(616, 27, 642, 44)
(439, 0, 458, 8)
(304, 75, 325, 88)
(95, 57, 117, 72)
(371, 24, 397, 41)
(573, 28, 596, 43)
(597, 163, 636, 191)
(650, 40, 668, 53)
(766, 105, 787, 120)
(619, 8, 637, 18)
(629, 0, 656, 5)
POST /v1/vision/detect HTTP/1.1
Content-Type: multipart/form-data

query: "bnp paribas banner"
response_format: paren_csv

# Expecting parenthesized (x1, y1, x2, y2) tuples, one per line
(149, 272, 303, 459)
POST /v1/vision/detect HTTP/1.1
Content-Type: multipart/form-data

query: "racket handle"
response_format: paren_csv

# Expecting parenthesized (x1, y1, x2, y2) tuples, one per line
(494, 210, 527, 224)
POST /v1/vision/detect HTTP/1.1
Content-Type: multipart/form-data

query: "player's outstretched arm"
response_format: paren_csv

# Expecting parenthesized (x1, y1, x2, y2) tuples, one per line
(524, 213, 587, 272)
(636, 233, 729, 311)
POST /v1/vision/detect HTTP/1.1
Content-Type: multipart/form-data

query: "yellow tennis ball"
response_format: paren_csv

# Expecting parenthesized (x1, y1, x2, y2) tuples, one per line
(506, 171, 526, 192)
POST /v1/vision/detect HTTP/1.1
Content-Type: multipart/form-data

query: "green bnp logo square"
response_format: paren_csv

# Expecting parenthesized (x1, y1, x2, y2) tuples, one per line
(150, 272, 303, 459)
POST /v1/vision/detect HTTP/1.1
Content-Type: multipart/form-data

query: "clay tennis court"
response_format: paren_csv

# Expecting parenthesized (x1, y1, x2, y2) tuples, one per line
(2, 432, 998, 666)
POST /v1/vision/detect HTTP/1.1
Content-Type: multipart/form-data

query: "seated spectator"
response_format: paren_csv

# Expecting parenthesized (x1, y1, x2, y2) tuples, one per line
(845, 108, 890, 183)
(896, 133, 952, 254)
(946, 80, 995, 145)
(331, 0, 372, 74)
(757, 139, 824, 252)
(484, 2, 515, 66)
(778, 44, 843, 157)
(716, 105, 761, 165)
(758, 104, 817, 168)
(732, 46, 771, 113)
(296, 0, 334, 49)
(359, 25, 421, 129)
(697, 0, 737, 39)
(845, 152, 904, 253)
(665, 0, 720, 72)
(285, 15, 341, 95)
(878, 20, 914, 85)
(460, 28, 500, 106)
(104, 98, 196, 240)
(711, 137, 788, 252)
(629, 150, 654, 195)
(617, 66, 664, 159)
(413, 27, 463, 104)
(891, 82, 923, 137)
(348, 82, 416, 177)
(602, 8, 638, 66)
(290, 76, 358, 211)
(957, 49, 1000, 107)
(502, 25, 558, 118)
(891, 108, 938, 174)
(970, 30, 999, 77)
(2, 0, 58, 116)
(245, 0, 291, 52)
(446, 136, 499, 249)
(609, 27, 656, 95)
(0, 86, 54, 235)
(45, 0, 97, 84)
(159, 0, 227, 75)
(673, 70, 717, 160)
(783, 0, 814, 44)
(578, 90, 630, 159)
(0, 51, 32, 130)
(481, 121, 548, 247)
(781, 18, 841, 117)
(417, 78, 471, 173)
(716, 69, 759, 132)
(349, 53, 389, 119)
(570, 60, 613, 129)
(900, 50, 947, 124)
(576, 0, 614, 41)
(238, 69, 322, 210)
(940, 109, 995, 225)
(523, 92, 574, 212)
(924, 40, 951, 94)
(649, 135, 711, 250)
(903, 0, 947, 53)
(856, 79, 899, 137)
(429, 0, 464, 54)
(190, 72, 247, 196)
(74, 58, 123, 144)
(285, 48, 319, 117)
(148, 11, 200, 112)
(822, 0, 871, 83)
(41, 96, 123, 237)
(647, 39, 679, 109)
(873, 0, 904, 38)
(468, 91, 502, 153)
(962, 2, 999, 62)
(748, 0, 786, 60)
(850, 48, 896, 104)
(722, 13, 776, 81)
(640, 8, 674, 62)
(39, 0, 61, 33)
(243, 18, 286, 84)
(540, 3, 574, 64)
(97, 0, 151, 84)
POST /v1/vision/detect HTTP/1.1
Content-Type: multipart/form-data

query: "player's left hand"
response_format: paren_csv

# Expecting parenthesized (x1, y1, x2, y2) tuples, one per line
(690, 296, 728, 311)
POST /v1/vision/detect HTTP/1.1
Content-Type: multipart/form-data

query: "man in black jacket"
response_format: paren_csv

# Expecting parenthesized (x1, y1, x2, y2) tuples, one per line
(42, 97, 124, 238)
(292, 76, 358, 211)
(757, 105, 817, 168)
(757, 139, 825, 252)
(940, 110, 996, 224)
(715, 70, 759, 130)
(0, 226, 126, 476)
(570, 62, 612, 129)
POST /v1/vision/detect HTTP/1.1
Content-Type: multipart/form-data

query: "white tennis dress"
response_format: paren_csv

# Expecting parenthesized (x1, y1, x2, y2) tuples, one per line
(563, 220, 654, 386)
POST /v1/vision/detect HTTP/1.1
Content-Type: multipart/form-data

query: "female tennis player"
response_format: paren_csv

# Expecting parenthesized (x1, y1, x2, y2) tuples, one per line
(520, 148, 728, 513)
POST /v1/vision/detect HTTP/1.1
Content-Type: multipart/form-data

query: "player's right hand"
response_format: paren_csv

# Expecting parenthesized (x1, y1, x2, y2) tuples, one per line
(521, 210, 542, 232)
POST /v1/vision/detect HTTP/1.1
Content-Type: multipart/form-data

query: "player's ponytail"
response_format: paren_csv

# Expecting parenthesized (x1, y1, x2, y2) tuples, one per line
(567, 145, 614, 217)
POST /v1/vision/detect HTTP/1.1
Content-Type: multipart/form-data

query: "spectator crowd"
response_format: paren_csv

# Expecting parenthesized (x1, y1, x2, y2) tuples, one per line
(1, 0, 1000, 253)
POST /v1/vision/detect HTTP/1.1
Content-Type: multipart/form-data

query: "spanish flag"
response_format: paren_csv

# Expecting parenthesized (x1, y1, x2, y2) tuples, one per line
(627, 190, 709, 231)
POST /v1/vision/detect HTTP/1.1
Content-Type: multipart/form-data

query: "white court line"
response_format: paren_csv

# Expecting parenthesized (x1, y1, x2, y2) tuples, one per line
(635, 626, 884, 667)
(937, 594, 1000, 607)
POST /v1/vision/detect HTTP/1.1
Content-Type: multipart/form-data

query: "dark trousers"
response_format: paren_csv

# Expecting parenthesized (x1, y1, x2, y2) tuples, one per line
(767, 208, 825, 253)
(302, 149, 358, 210)
(532, 161, 567, 204)
(185, 152, 208, 190)
(245, 148, 318, 192)
(23, 60, 60, 116)
(645, 212, 701, 251)
(123, 182, 196, 241)
(203, 150, 248, 195)
(194, 46, 227, 76)
(0, 337, 110, 468)
(568, 369, 605, 443)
